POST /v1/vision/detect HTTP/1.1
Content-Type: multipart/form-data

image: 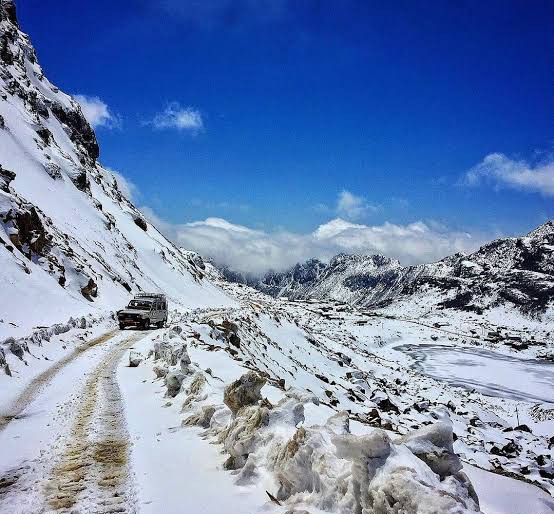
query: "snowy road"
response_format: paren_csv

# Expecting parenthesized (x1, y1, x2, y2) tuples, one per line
(0, 330, 118, 431)
(0, 329, 149, 514)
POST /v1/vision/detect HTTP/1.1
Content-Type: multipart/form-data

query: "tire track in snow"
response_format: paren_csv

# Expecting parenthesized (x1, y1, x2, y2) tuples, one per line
(0, 330, 118, 431)
(0, 330, 149, 513)
(42, 331, 146, 514)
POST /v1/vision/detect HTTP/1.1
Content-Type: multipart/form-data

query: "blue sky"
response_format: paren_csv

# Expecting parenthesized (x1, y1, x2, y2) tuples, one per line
(17, 1, 554, 271)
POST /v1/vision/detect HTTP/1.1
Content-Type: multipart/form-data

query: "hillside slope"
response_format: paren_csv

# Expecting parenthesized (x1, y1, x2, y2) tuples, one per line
(0, 1, 231, 338)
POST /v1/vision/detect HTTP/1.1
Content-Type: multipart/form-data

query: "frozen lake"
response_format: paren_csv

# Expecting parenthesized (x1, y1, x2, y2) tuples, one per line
(395, 344, 554, 404)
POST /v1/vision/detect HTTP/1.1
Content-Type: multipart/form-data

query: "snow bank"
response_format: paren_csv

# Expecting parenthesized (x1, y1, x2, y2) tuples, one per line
(148, 332, 483, 514)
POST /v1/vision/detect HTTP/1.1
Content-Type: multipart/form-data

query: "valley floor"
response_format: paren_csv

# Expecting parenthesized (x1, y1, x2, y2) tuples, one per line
(0, 289, 553, 514)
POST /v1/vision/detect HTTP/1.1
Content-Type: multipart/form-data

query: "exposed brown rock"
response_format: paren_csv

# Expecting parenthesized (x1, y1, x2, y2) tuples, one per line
(224, 371, 266, 415)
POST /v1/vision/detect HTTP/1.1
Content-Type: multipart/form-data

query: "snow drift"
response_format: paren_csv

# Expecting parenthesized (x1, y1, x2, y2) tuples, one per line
(149, 332, 483, 514)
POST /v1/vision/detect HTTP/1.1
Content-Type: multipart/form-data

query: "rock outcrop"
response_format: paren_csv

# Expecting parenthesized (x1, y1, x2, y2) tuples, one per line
(0, 346, 11, 376)
(165, 370, 185, 397)
(223, 371, 266, 415)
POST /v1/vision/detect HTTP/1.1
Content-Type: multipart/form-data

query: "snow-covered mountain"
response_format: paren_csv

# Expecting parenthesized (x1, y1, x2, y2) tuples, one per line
(244, 222, 554, 314)
(1, 4, 553, 512)
(0, 0, 230, 337)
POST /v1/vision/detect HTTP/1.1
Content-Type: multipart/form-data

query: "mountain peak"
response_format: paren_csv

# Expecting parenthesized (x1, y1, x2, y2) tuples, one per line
(329, 253, 399, 268)
(526, 219, 554, 239)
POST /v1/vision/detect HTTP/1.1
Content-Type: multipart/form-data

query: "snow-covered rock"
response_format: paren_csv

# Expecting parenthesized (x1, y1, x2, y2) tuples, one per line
(223, 371, 266, 415)
(165, 370, 185, 397)
(0, 346, 10, 375)
(182, 405, 216, 428)
(128, 351, 142, 368)
(397, 420, 462, 478)
(152, 365, 168, 379)
(210, 378, 482, 513)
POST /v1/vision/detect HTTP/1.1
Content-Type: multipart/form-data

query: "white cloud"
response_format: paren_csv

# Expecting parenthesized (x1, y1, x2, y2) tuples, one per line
(336, 190, 380, 220)
(464, 153, 554, 196)
(149, 103, 204, 133)
(142, 211, 486, 276)
(74, 94, 120, 129)
(313, 190, 380, 220)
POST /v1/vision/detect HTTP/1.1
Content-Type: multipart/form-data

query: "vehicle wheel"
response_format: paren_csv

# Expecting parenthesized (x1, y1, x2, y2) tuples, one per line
(156, 320, 164, 329)
(142, 319, 149, 330)
(119, 323, 125, 330)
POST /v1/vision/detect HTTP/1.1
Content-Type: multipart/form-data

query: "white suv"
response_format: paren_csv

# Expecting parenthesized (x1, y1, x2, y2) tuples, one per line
(117, 293, 168, 329)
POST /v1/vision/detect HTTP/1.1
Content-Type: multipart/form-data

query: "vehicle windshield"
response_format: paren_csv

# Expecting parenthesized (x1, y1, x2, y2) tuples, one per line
(127, 300, 152, 310)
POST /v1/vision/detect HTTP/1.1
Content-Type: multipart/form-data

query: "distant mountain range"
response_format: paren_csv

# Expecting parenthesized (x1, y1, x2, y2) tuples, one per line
(220, 221, 554, 314)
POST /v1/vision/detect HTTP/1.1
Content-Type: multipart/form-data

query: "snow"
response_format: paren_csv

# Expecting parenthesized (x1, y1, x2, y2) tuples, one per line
(117, 334, 268, 514)
(395, 343, 554, 404)
(0, 315, 115, 409)
(112, 312, 551, 514)
(0, 8, 234, 338)
(465, 464, 554, 514)
(1, 3, 553, 513)
(0, 329, 143, 513)
(125, 329, 480, 514)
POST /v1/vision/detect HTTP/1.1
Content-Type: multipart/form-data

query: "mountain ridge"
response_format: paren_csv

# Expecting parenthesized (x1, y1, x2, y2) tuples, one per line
(220, 221, 554, 314)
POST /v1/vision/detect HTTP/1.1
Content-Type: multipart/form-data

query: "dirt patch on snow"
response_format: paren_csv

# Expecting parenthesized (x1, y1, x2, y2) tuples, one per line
(42, 332, 141, 512)
(0, 329, 118, 431)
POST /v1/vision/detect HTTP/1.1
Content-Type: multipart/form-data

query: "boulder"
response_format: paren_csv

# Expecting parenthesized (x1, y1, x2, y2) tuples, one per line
(224, 371, 266, 415)
(186, 372, 206, 396)
(398, 421, 462, 478)
(179, 345, 192, 374)
(153, 365, 168, 378)
(210, 319, 241, 348)
(182, 405, 216, 428)
(129, 351, 142, 368)
(154, 341, 189, 368)
(81, 278, 98, 301)
(154, 341, 175, 363)
(165, 371, 185, 397)
(376, 397, 400, 414)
